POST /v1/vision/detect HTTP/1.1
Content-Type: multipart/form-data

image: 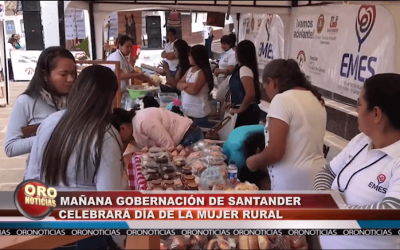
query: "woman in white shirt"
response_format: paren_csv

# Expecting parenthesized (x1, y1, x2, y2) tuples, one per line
(247, 59, 327, 191)
(25, 65, 126, 248)
(214, 34, 237, 82)
(107, 35, 154, 99)
(314, 73, 400, 249)
(161, 27, 179, 76)
(177, 45, 214, 128)
(227, 40, 262, 128)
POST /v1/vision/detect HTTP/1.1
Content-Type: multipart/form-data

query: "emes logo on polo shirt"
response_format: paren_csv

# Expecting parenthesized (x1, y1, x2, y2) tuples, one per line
(368, 174, 387, 194)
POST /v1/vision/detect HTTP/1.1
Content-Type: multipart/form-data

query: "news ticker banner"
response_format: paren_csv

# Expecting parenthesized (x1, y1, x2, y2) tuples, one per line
(288, 4, 396, 101)
(0, 229, 400, 236)
(0, 179, 399, 231)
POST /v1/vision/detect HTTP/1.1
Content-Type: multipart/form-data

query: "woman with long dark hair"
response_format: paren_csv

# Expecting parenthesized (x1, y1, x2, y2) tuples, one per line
(227, 40, 261, 128)
(5, 47, 76, 159)
(25, 65, 124, 248)
(160, 39, 191, 95)
(247, 59, 327, 191)
(178, 45, 214, 127)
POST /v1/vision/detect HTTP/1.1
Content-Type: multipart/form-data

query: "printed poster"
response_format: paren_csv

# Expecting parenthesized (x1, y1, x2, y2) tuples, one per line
(288, 4, 396, 100)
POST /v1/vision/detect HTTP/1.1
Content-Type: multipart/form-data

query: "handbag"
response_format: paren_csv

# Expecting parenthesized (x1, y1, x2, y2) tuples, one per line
(205, 116, 232, 140)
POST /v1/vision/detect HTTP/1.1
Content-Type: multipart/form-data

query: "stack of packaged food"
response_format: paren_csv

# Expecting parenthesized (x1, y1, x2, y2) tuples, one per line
(140, 140, 258, 192)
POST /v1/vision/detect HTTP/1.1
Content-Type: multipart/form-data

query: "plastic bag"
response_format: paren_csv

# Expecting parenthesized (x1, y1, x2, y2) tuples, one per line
(199, 166, 226, 190)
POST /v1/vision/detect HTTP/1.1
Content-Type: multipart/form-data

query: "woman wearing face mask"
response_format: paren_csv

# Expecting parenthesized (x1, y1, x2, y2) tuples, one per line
(107, 35, 155, 96)
(227, 40, 262, 128)
(111, 107, 204, 153)
(25, 65, 125, 249)
(314, 73, 400, 249)
(247, 59, 327, 191)
(160, 39, 191, 95)
(177, 45, 214, 128)
(5, 46, 76, 159)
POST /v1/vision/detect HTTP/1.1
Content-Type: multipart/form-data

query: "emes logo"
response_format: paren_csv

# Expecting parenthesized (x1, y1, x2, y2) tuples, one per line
(258, 15, 275, 60)
(368, 174, 387, 194)
(340, 5, 377, 82)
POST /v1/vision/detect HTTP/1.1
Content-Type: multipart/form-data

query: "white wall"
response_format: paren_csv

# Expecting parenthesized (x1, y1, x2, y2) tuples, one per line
(40, 1, 60, 47)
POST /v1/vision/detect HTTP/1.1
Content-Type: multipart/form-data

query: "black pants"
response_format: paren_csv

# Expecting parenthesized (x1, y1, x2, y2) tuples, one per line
(205, 36, 214, 59)
(235, 104, 261, 128)
(7, 58, 13, 80)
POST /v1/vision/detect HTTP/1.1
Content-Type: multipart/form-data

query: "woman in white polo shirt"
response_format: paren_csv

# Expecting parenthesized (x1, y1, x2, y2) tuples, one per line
(214, 34, 237, 82)
(107, 35, 154, 99)
(314, 73, 400, 249)
(246, 59, 327, 190)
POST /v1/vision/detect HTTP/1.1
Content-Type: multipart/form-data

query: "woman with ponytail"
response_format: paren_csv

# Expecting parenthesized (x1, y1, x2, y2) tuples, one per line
(246, 59, 327, 191)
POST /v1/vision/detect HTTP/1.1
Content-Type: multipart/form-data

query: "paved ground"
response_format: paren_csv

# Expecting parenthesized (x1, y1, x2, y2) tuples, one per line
(0, 81, 30, 191)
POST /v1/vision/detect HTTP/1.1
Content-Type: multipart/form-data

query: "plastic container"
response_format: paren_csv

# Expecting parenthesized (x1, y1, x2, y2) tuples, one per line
(158, 93, 179, 108)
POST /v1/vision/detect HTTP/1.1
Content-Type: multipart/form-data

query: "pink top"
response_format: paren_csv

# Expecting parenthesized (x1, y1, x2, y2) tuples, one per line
(130, 108, 192, 150)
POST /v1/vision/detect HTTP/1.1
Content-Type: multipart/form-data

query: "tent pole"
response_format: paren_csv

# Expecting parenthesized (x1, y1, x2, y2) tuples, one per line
(89, 2, 97, 60)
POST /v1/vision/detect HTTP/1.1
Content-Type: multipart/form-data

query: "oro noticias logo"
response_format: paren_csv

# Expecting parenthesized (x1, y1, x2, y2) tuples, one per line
(356, 5, 376, 52)
(14, 179, 57, 220)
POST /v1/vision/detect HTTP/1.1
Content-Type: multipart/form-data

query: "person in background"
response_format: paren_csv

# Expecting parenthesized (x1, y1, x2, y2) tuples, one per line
(247, 59, 327, 191)
(111, 108, 204, 153)
(226, 40, 261, 128)
(25, 65, 126, 249)
(160, 39, 191, 95)
(178, 45, 214, 128)
(203, 23, 214, 59)
(6, 34, 22, 81)
(5, 47, 76, 160)
(229, 33, 237, 51)
(107, 35, 155, 100)
(314, 73, 400, 249)
(214, 34, 237, 84)
(161, 27, 179, 77)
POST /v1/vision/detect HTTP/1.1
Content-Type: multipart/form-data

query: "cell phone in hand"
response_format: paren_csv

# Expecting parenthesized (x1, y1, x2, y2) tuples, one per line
(21, 124, 40, 138)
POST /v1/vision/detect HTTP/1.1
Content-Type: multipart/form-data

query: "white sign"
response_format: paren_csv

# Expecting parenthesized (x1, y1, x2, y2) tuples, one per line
(109, 12, 118, 39)
(239, 14, 285, 78)
(65, 8, 87, 40)
(11, 50, 87, 81)
(254, 14, 285, 77)
(288, 4, 396, 100)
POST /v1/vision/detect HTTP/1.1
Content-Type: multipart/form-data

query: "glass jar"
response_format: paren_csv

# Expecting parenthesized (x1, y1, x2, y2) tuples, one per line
(187, 183, 199, 190)
(163, 180, 175, 190)
(151, 179, 162, 189)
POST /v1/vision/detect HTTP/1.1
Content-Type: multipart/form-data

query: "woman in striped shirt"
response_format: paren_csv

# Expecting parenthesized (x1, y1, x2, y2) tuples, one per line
(314, 73, 400, 249)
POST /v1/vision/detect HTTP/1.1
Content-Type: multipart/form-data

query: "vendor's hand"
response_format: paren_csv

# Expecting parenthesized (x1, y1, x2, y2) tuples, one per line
(162, 61, 170, 71)
(223, 103, 232, 111)
(128, 53, 136, 66)
(214, 68, 220, 76)
(229, 108, 240, 115)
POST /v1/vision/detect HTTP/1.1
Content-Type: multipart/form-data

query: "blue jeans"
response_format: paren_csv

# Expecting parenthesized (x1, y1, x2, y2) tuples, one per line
(181, 125, 204, 146)
(189, 116, 216, 128)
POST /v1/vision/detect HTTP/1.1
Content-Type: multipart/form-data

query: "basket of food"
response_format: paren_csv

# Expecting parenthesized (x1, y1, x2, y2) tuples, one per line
(127, 85, 159, 100)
